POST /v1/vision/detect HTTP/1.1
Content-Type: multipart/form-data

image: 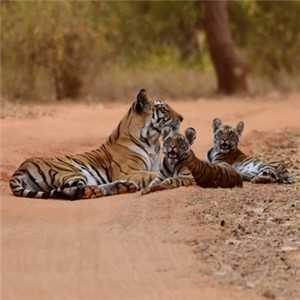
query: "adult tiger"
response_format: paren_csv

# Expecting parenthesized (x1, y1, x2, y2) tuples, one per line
(141, 126, 242, 194)
(206, 118, 294, 184)
(9, 89, 183, 200)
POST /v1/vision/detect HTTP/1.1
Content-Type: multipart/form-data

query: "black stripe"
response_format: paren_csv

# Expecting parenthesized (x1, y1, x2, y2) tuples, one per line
(207, 148, 214, 162)
(90, 164, 107, 184)
(111, 158, 129, 175)
(42, 192, 50, 199)
(129, 136, 147, 153)
(28, 191, 38, 198)
(31, 162, 49, 187)
(49, 168, 59, 188)
(26, 170, 44, 191)
(162, 159, 173, 177)
(140, 134, 150, 147)
(116, 122, 122, 140)
(104, 166, 112, 182)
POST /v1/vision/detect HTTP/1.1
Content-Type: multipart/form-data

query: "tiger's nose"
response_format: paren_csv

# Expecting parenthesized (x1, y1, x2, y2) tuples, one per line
(179, 116, 183, 122)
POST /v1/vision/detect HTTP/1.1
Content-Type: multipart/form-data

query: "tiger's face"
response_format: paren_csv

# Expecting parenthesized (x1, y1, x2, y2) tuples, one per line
(212, 118, 244, 153)
(161, 127, 196, 163)
(135, 89, 183, 134)
(152, 100, 183, 133)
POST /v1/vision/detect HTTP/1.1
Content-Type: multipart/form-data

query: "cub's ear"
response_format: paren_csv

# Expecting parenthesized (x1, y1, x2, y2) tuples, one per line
(136, 89, 152, 112)
(212, 118, 222, 132)
(236, 121, 244, 136)
(185, 127, 197, 145)
(161, 126, 173, 140)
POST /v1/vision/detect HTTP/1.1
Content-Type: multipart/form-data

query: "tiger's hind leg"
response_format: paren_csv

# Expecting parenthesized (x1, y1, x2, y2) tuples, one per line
(84, 180, 138, 199)
(278, 171, 294, 184)
(250, 170, 277, 184)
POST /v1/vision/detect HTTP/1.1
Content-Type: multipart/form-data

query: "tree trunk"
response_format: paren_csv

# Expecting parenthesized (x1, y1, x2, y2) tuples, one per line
(204, 1, 249, 94)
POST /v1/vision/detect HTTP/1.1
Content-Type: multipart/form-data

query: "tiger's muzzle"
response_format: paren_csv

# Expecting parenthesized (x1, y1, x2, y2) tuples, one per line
(167, 145, 179, 159)
(218, 140, 232, 153)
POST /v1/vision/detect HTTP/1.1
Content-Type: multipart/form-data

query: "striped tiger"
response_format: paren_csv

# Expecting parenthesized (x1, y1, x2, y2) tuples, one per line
(206, 118, 294, 184)
(141, 126, 242, 194)
(9, 89, 183, 200)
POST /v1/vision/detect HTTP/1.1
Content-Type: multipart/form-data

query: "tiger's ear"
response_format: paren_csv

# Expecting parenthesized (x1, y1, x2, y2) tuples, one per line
(136, 89, 152, 112)
(236, 121, 244, 136)
(212, 118, 222, 132)
(185, 127, 197, 145)
(161, 126, 173, 140)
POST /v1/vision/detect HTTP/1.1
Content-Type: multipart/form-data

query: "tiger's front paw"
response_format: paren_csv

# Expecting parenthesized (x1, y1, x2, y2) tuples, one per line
(117, 181, 138, 194)
(83, 186, 106, 199)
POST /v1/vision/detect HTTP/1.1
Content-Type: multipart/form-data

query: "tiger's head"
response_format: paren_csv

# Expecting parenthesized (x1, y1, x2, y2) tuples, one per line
(134, 89, 183, 139)
(212, 118, 244, 153)
(161, 126, 196, 163)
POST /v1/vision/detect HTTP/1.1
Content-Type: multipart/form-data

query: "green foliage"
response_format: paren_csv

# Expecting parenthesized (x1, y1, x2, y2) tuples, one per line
(229, 1, 300, 89)
(1, 1, 300, 102)
(1, 1, 206, 101)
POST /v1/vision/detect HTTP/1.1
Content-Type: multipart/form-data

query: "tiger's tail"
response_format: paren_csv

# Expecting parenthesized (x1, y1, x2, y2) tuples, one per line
(9, 177, 78, 200)
(10, 178, 50, 198)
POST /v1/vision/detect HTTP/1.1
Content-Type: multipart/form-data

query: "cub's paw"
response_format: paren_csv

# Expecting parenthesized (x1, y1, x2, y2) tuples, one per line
(251, 175, 276, 184)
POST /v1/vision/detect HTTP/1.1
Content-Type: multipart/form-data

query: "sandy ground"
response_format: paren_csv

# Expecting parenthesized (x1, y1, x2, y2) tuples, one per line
(1, 93, 300, 300)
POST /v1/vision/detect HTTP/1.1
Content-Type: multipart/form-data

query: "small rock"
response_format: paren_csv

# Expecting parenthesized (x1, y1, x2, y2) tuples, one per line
(262, 290, 276, 299)
(281, 246, 298, 252)
(245, 281, 255, 289)
(225, 239, 241, 246)
(169, 230, 178, 235)
(253, 207, 264, 215)
(273, 211, 284, 220)
(214, 270, 227, 276)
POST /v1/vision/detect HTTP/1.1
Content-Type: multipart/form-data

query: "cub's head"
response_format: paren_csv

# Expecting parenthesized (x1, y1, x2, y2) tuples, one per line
(135, 89, 183, 133)
(161, 126, 196, 163)
(212, 118, 244, 153)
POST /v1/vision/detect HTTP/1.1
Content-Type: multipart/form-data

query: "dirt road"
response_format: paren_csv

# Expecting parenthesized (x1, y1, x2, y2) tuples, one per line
(1, 93, 299, 300)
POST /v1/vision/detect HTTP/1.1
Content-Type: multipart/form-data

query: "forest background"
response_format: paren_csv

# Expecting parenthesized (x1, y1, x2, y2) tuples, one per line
(2, 1, 300, 102)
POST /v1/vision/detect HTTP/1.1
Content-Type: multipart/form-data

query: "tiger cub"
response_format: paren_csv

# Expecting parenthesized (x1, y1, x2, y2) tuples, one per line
(206, 118, 294, 184)
(9, 89, 183, 200)
(141, 126, 242, 194)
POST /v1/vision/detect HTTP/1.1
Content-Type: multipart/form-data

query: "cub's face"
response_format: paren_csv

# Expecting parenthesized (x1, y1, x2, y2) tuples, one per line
(212, 118, 244, 153)
(162, 127, 196, 163)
